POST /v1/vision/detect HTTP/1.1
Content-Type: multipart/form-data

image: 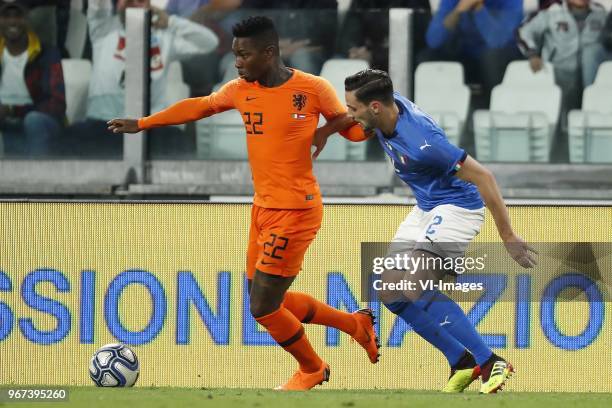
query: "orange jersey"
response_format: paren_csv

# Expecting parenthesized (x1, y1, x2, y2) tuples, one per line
(139, 69, 365, 209)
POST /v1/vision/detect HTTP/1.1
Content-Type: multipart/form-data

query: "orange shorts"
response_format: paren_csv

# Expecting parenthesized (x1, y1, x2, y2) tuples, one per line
(246, 204, 323, 279)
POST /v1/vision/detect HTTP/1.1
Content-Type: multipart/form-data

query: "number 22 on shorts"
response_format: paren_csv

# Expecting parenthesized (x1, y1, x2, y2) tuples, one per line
(263, 233, 289, 260)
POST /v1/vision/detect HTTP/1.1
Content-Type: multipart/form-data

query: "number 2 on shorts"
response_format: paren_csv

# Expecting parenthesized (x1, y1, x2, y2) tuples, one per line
(426, 215, 443, 235)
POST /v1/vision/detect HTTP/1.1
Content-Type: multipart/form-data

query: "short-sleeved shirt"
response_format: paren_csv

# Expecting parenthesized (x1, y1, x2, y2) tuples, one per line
(377, 92, 483, 211)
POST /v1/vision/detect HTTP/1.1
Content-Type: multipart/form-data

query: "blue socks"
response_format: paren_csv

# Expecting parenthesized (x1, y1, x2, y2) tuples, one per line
(385, 300, 466, 367)
(385, 289, 493, 367)
(419, 290, 493, 366)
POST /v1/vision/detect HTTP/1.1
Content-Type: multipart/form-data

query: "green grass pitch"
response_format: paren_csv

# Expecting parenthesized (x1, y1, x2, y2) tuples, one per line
(4, 388, 612, 408)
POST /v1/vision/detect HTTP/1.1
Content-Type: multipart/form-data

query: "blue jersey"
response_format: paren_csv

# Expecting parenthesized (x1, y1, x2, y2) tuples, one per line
(376, 93, 483, 211)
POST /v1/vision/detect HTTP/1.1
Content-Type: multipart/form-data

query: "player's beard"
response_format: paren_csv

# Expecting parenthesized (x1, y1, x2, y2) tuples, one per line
(361, 123, 374, 132)
(361, 111, 378, 132)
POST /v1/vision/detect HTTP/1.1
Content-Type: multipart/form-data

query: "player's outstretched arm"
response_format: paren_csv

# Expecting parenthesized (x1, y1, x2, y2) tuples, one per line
(455, 155, 538, 268)
(108, 92, 233, 134)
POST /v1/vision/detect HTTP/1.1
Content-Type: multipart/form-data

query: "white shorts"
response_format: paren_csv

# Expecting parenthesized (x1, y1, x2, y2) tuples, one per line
(390, 204, 485, 259)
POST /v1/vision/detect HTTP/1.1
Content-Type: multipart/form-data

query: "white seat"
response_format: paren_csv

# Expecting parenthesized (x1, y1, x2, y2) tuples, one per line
(318, 58, 369, 160)
(61, 58, 92, 124)
(319, 58, 369, 91)
(163, 61, 190, 131)
(568, 83, 612, 163)
(197, 110, 246, 160)
(581, 85, 612, 114)
(568, 111, 612, 163)
(65, 8, 87, 59)
(491, 81, 561, 126)
(165, 61, 190, 104)
(474, 111, 550, 162)
(474, 63, 561, 162)
(415, 62, 470, 146)
(219, 62, 238, 84)
(416, 61, 464, 89)
(593, 61, 612, 86)
(196, 76, 245, 158)
(427, 112, 462, 146)
(502, 60, 556, 87)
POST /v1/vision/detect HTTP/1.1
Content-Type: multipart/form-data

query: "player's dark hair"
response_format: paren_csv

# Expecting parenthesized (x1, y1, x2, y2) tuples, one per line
(345, 69, 394, 105)
(232, 16, 279, 54)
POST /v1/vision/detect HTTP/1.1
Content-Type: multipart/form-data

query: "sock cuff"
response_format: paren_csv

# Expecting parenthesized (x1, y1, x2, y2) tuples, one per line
(254, 307, 284, 325)
(278, 326, 305, 347)
(284, 291, 317, 323)
(255, 306, 304, 345)
(384, 301, 409, 315)
(414, 289, 442, 311)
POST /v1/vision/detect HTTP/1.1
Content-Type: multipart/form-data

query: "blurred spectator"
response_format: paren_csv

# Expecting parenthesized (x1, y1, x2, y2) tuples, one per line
(421, 0, 523, 98)
(166, 0, 239, 96)
(336, 0, 431, 72)
(0, 0, 65, 157)
(518, 0, 609, 115)
(167, 0, 240, 18)
(26, 0, 70, 55)
(539, 0, 561, 8)
(602, 8, 612, 52)
(238, 0, 338, 75)
(69, 0, 218, 157)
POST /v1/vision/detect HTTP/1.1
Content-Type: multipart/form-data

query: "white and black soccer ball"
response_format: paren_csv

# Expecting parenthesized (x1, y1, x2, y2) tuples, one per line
(89, 343, 139, 387)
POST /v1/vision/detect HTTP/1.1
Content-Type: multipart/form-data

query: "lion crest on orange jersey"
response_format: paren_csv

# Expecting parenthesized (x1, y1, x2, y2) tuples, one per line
(292, 93, 307, 111)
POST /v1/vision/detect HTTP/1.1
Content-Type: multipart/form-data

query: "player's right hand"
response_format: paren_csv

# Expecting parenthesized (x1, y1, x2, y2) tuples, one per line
(312, 127, 330, 160)
(107, 118, 140, 134)
(503, 234, 538, 269)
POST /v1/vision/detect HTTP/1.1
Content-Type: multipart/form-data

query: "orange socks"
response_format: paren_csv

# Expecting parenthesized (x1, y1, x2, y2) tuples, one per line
(255, 293, 358, 373)
(283, 291, 357, 336)
(255, 306, 323, 373)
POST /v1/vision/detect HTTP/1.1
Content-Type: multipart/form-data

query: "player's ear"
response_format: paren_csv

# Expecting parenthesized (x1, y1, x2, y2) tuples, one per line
(369, 101, 381, 114)
(263, 45, 276, 59)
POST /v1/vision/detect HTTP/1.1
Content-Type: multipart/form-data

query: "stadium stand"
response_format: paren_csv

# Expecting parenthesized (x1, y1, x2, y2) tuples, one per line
(196, 70, 246, 160)
(414, 62, 469, 146)
(318, 58, 370, 161)
(473, 61, 561, 162)
(165, 61, 190, 105)
(65, 7, 87, 58)
(62, 59, 92, 125)
(2, 1, 612, 199)
(568, 62, 612, 163)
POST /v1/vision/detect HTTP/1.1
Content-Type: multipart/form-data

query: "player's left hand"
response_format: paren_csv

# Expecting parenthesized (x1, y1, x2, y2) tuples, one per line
(504, 234, 538, 268)
(312, 127, 330, 159)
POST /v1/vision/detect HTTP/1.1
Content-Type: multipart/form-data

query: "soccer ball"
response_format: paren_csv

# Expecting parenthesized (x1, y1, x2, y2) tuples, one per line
(89, 343, 139, 387)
